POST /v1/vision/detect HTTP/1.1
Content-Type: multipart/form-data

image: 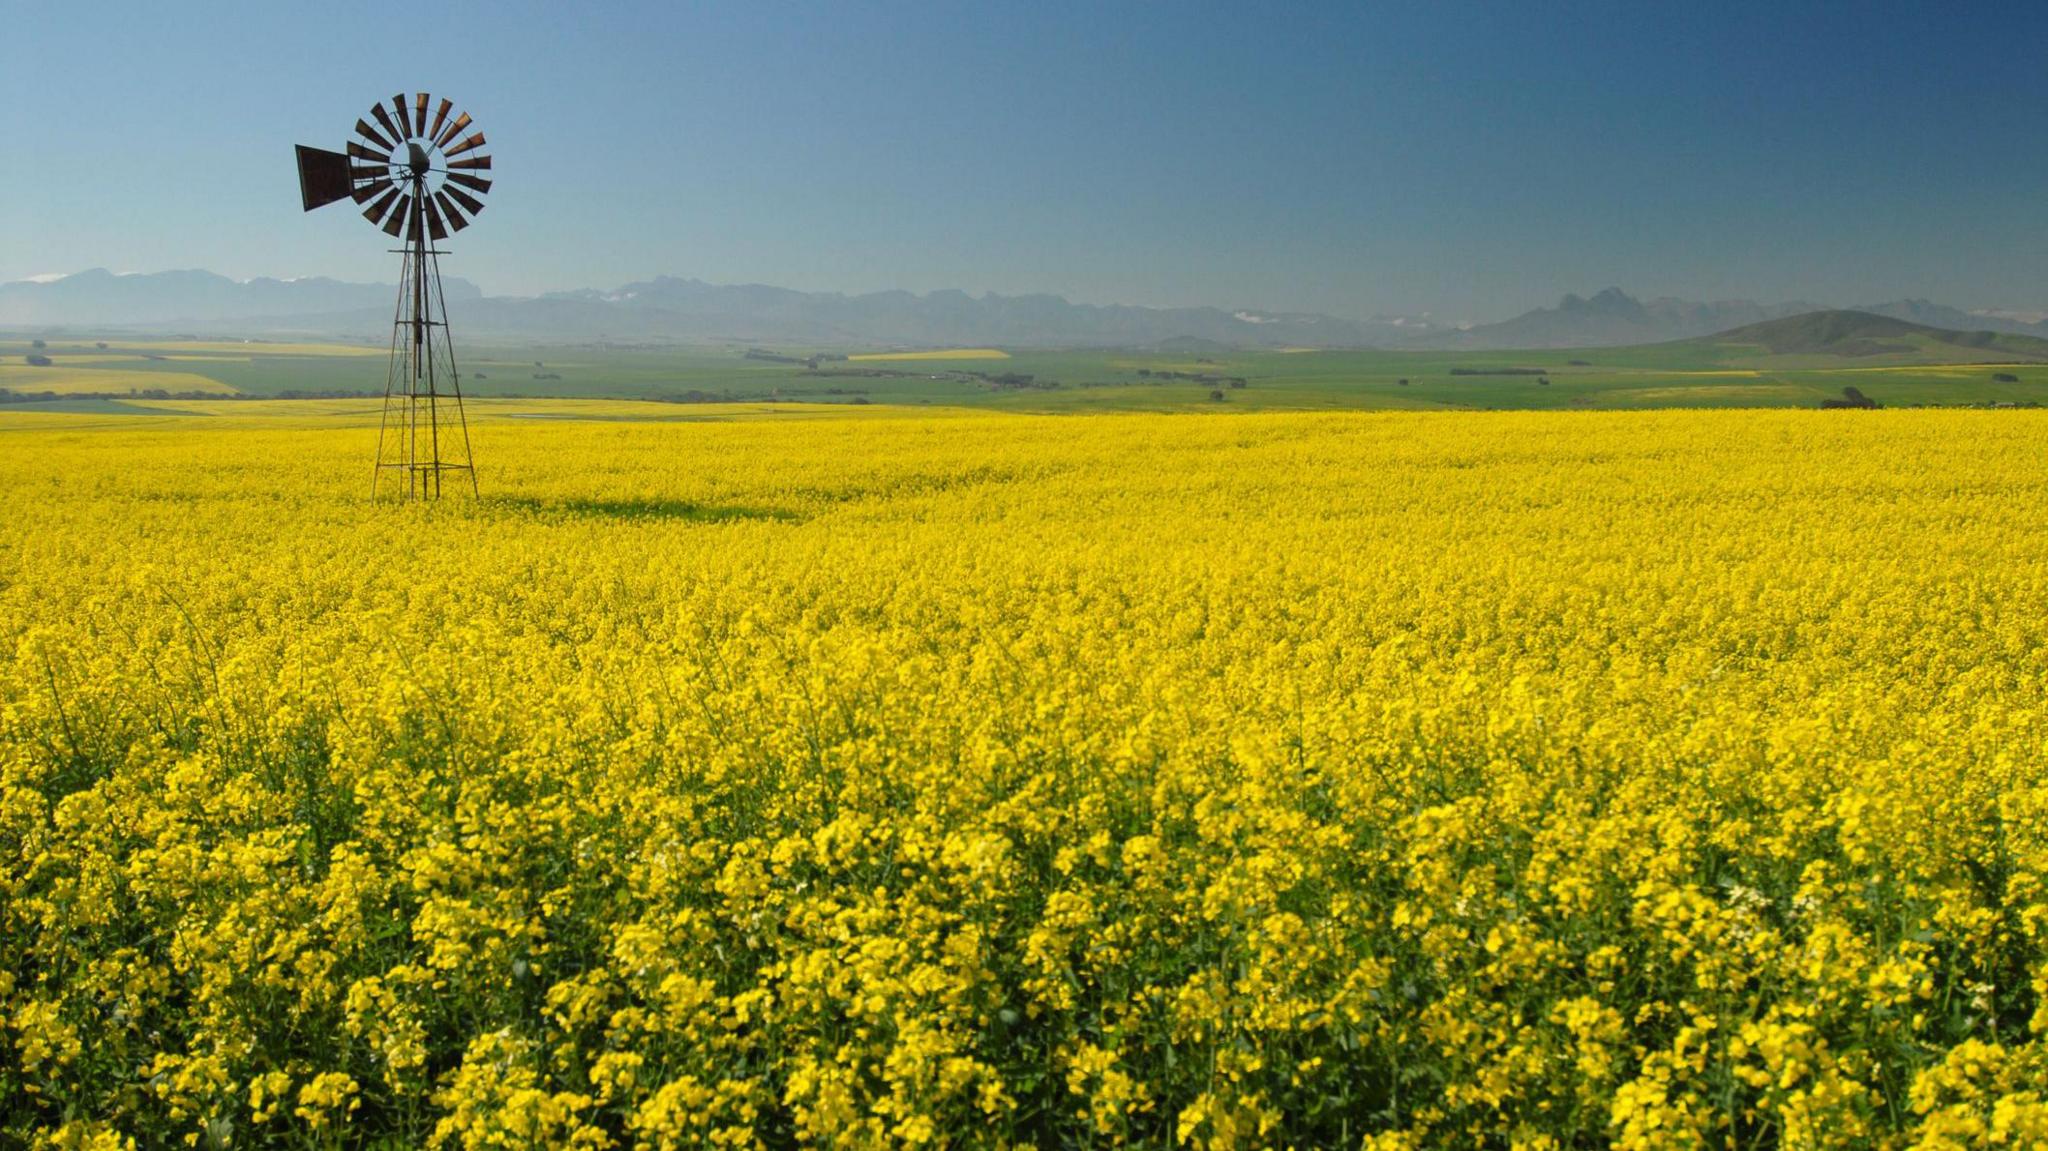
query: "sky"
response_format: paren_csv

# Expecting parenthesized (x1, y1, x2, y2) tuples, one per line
(6, 0, 2047, 323)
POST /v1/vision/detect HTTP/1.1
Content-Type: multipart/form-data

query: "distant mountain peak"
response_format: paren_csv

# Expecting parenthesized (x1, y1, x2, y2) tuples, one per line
(1428, 287, 1795, 349)
(1555, 288, 1648, 319)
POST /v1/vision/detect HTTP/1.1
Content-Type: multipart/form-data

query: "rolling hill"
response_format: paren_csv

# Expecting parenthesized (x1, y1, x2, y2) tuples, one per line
(1410, 290, 2048, 351)
(1695, 310, 2048, 362)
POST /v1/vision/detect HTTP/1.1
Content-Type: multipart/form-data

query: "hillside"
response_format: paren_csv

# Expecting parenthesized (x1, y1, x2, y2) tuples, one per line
(1408, 290, 2048, 351)
(1700, 310, 2048, 362)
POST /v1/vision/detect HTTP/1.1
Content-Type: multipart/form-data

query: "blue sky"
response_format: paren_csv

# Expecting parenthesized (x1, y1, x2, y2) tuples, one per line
(7, 1, 2046, 321)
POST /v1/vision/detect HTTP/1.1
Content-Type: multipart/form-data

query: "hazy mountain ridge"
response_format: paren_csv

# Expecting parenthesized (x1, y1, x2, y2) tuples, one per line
(0, 268, 482, 327)
(5, 270, 2043, 350)
(1429, 289, 2048, 349)
(521, 276, 1425, 347)
(0, 269, 1431, 346)
(1848, 298, 2048, 338)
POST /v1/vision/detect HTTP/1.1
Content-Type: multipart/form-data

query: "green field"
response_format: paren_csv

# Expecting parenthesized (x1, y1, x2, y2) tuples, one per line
(6, 312, 2047, 412)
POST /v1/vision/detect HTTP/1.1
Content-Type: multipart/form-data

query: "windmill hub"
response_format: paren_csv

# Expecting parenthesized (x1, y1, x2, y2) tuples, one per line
(295, 93, 492, 500)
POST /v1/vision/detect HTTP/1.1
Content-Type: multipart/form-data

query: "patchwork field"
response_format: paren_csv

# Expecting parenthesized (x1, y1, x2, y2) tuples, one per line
(10, 328, 2048, 411)
(3, 403, 2046, 1146)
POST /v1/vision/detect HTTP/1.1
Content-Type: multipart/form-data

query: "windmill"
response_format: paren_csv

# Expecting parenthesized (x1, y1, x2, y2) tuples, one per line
(296, 94, 492, 499)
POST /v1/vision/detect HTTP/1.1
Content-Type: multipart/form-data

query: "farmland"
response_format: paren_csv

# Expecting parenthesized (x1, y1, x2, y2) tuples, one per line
(3, 402, 2047, 1146)
(0, 364, 238, 396)
(9, 314, 2048, 414)
(846, 349, 1011, 362)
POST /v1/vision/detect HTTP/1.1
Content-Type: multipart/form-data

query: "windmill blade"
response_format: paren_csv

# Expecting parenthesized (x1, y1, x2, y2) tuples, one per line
(444, 132, 487, 159)
(441, 183, 486, 216)
(370, 101, 401, 143)
(434, 111, 471, 149)
(414, 93, 430, 136)
(350, 175, 394, 204)
(423, 192, 449, 241)
(446, 154, 492, 172)
(355, 118, 395, 151)
(349, 164, 391, 183)
(392, 94, 412, 138)
(446, 172, 492, 196)
(384, 193, 410, 237)
(404, 200, 423, 243)
(435, 191, 471, 232)
(348, 141, 393, 165)
(428, 98, 452, 143)
(362, 184, 403, 227)
(294, 145, 355, 210)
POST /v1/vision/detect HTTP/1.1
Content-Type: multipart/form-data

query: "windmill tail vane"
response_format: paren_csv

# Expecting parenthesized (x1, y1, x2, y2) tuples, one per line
(296, 93, 492, 500)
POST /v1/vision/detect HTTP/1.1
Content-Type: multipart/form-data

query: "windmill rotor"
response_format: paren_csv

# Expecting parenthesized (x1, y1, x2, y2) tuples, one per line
(297, 93, 492, 234)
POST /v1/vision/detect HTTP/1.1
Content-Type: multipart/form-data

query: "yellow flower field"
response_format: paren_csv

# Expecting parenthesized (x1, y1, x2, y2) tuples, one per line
(3, 406, 2047, 1148)
(0, 364, 238, 395)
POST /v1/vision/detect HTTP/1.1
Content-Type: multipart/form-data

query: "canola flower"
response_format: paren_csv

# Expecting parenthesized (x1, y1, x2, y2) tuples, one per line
(2, 406, 2047, 1148)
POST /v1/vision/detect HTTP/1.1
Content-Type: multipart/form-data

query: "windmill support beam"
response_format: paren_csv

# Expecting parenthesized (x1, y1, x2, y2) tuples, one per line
(373, 170, 477, 501)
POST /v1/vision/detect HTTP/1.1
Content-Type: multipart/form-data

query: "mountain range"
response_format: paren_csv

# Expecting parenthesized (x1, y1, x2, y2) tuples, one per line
(0, 269, 1423, 347)
(4, 269, 2044, 351)
(0, 268, 483, 327)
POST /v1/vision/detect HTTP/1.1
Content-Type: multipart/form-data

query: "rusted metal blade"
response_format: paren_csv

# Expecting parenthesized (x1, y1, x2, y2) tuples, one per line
(423, 194, 449, 241)
(404, 199, 422, 243)
(355, 118, 394, 151)
(349, 164, 390, 183)
(435, 191, 471, 232)
(414, 93, 429, 137)
(428, 98, 452, 143)
(370, 103, 402, 144)
(392, 94, 412, 138)
(362, 184, 403, 226)
(444, 131, 487, 158)
(434, 111, 471, 149)
(350, 175, 393, 204)
(441, 183, 486, 215)
(445, 171, 492, 196)
(446, 154, 492, 172)
(348, 140, 392, 165)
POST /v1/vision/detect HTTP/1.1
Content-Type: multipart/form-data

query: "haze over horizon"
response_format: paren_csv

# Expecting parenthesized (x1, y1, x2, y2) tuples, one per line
(8, 1, 2048, 324)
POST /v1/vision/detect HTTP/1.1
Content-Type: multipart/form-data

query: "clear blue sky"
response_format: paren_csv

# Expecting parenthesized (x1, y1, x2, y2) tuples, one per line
(7, 1, 2046, 322)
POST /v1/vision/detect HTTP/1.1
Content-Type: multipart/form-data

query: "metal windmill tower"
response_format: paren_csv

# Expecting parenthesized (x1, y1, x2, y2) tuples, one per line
(296, 94, 492, 499)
